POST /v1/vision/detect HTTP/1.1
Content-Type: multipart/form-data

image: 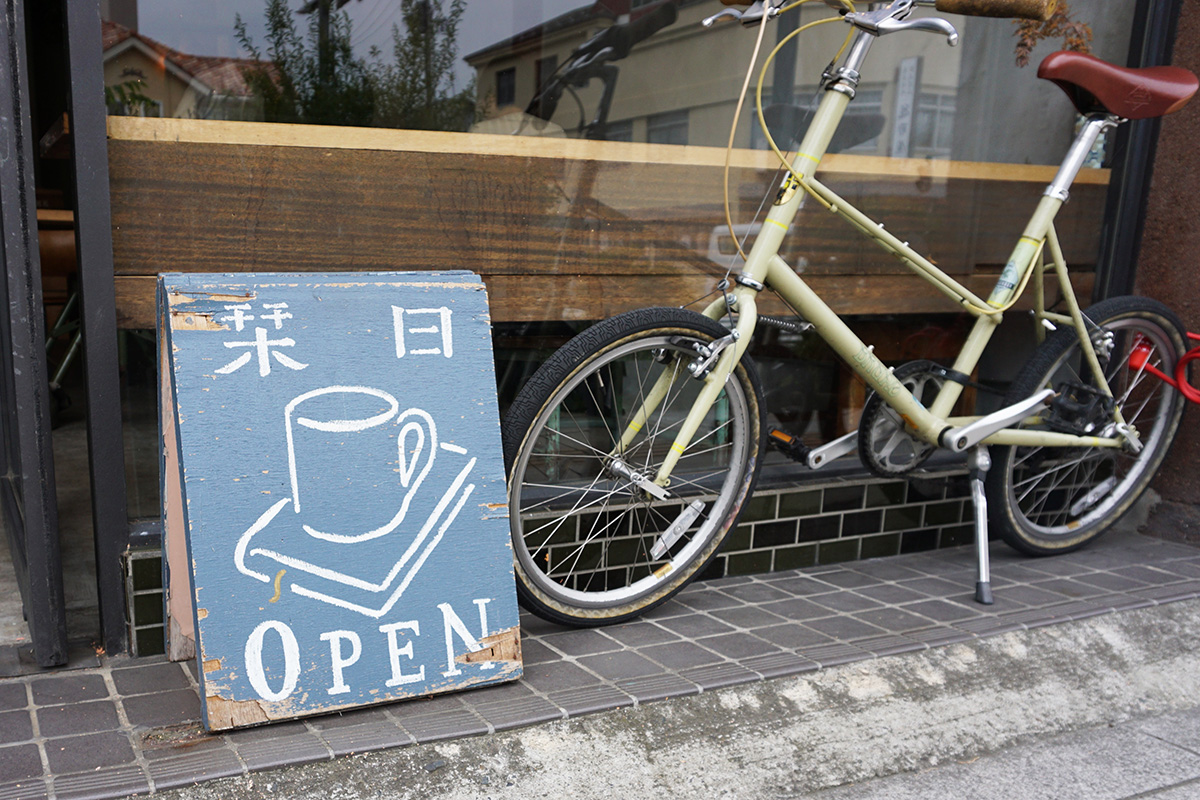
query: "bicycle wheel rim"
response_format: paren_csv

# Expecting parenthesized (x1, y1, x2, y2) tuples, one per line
(1006, 315, 1178, 536)
(510, 331, 753, 609)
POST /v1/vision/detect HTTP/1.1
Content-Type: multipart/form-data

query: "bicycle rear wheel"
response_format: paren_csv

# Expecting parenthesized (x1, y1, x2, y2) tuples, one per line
(986, 296, 1188, 555)
(503, 307, 764, 625)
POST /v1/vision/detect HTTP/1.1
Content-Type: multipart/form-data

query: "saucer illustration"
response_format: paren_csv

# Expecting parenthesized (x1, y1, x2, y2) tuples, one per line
(233, 385, 477, 617)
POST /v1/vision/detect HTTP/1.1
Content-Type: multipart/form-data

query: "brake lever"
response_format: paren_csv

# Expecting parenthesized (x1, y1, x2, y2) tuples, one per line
(844, 9, 959, 45)
(702, 1, 781, 28)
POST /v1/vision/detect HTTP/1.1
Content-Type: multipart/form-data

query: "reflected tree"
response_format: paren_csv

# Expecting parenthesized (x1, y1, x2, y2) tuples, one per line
(235, 0, 474, 131)
(235, 0, 374, 125)
(373, 0, 474, 131)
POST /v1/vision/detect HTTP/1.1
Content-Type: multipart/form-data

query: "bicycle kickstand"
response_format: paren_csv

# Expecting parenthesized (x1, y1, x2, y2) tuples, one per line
(967, 445, 994, 605)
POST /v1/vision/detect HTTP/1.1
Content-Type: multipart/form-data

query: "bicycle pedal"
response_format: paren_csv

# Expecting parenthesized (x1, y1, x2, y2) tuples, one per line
(768, 428, 812, 463)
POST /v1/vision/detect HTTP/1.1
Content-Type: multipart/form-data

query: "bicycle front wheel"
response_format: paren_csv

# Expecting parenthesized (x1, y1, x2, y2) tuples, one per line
(503, 307, 764, 625)
(987, 296, 1188, 555)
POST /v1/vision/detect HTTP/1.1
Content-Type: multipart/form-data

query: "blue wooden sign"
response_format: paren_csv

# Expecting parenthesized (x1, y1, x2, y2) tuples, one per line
(158, 273, 519, 731)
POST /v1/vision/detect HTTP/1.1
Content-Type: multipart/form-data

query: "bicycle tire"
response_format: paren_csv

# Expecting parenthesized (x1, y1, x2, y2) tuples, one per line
(986, 295, 1188, 556)
(503, 307, 765, 626)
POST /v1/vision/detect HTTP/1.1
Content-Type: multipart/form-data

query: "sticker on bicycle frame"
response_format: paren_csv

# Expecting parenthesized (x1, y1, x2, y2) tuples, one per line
(158, 272, 519, 731)
(774, 173, 802, 206)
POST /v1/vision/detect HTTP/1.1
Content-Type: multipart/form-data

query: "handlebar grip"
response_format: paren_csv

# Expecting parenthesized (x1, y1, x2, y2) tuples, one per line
(934, 0, 1058, 20)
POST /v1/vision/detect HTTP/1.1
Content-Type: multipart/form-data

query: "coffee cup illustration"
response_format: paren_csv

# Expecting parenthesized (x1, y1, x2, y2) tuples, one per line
(284, 386, 436, 544)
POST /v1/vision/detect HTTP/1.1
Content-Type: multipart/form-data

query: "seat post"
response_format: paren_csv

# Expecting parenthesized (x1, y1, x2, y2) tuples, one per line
(1045, 114, 1121, 203)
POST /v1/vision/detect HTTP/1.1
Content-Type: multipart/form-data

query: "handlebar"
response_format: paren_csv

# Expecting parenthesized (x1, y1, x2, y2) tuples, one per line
(714, 0, 1057, 21)
(934, 0, 1057, 20)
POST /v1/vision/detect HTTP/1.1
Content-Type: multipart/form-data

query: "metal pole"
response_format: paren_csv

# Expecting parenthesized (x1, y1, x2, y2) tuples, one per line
(61, 0, 130, 656)
(0, 0, 68, 666)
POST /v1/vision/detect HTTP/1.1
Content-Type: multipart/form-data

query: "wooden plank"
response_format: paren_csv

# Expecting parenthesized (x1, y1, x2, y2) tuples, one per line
(116, 272, 1095, 329)
(107, 116, 1112, 185)
(108, 128, 1108, 328)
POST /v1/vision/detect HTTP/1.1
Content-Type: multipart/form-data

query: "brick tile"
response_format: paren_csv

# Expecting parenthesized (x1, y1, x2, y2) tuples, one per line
(904, 599, 981, 623)
(600, 622, 679, 649)
(392, 707, 489, 743)
(1080, 573, 1152, 592)
(1111, 565, 1179, 584)
(853, 583, 929, 605)
(0, 711, 32, 745)
(0, 743, 43, 782)
(657, 614, 736, 639)
(808, 592, 883, 614)
(740, 652, 819, 679)
(753, 623, 835, 650)
(515, 639, 558, 665)
(615, 674, 699, 703)
(0, 684, 27, 712)
(547, 685, 634, 717)
(0, 778, 48, 800)
(470, 695, 563, 732)
(29, 675, 107, 706)
(718, 582, 793, 604)
(674, 590, 747, 613)
(758, 596, 833, 622)
(576, 651, 661, 681)
(678, 662, 761, 691)
(796, 642, 871, 668)
(520, 660, 602, 694)
(696, 632, 779, 661)
(851, 635, 925, 658)
(38, 700, 121, 738)
(44, 731, 136, 775)
(111, 662, 191, 696)
(319, 724, 412, 762)
(640, 641, 725, 671)
(847, 561, 927, 582)
(904, 627, 974, 647)
(898, 576, 964, 597)
(762, 574, 838, 596)
(1028, 578, 1104, 599)
(122, 689, 201, 728)
(854, 607, 937, 633)
(804, 615, 886, 641)
(145, 746, 243, 791)
(540, 629, 622, 658)
(708, 604, 784, 630)
(953, 617, 1026, 637)
(53, 765, 150, 800)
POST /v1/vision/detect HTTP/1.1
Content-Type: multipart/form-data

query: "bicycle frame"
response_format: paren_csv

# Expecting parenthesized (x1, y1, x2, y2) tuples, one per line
(625, 25, 1132, 488)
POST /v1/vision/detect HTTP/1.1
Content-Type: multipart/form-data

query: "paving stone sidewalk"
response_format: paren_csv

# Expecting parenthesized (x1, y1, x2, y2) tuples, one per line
(3, 509, 1200, 800)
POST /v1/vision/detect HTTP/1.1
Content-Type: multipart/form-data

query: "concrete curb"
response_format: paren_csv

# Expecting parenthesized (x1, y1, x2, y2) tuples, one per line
(154, 595, 1200, 799)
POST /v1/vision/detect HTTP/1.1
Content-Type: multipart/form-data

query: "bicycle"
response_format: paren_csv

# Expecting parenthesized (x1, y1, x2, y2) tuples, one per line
(501, 0, 1200, 626)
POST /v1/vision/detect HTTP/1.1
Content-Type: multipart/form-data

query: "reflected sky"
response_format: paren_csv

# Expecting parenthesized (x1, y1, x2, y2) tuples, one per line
(136, 0, 590, 85)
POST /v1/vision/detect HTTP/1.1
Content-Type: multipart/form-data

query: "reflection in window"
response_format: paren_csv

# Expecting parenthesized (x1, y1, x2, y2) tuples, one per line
(496, 67, 516, 108)
(535, 56, 557, 94)
(605, 120, 634, 142)
(647, 109, 688, 146)
(914, 92, 956, 159)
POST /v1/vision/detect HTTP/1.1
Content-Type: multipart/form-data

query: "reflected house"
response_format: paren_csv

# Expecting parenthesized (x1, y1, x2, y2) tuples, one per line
(464, 0, 964, 157)
(101, 20, 263, 121)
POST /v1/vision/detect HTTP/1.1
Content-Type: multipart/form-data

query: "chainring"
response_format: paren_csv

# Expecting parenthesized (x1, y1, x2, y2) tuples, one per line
(857, 360, 944, 478)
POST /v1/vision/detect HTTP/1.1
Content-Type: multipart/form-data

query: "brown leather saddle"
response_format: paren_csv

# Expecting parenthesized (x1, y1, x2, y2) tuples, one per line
(1039, 51, 1199, 120)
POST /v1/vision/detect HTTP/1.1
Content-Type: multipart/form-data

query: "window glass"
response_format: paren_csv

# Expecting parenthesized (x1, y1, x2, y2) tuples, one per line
(101, 0, 1136, 515)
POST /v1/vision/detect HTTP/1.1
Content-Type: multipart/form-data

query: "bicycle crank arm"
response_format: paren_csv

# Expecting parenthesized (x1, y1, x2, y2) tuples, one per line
(940, 389, 1055, 452)
(940, 391, 1056, 453)
(805, 431, 858, 469)
(651, 499, 706, 559)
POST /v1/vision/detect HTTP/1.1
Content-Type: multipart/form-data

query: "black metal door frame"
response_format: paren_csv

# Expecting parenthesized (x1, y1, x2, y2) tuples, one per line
(62, 0, 131, 658)
(0, 0, 68, 667)
(1094, 0, 1186, 300)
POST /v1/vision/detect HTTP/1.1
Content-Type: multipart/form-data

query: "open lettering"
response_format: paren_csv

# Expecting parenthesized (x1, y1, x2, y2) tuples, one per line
(243, 599, 498, 703)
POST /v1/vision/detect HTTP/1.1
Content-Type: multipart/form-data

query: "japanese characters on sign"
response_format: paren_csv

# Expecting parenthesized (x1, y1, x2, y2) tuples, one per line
(158, 273, 518, 731)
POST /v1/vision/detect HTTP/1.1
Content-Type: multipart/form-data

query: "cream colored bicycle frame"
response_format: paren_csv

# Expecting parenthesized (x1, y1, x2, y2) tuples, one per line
(620, 84, 1128, 488)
